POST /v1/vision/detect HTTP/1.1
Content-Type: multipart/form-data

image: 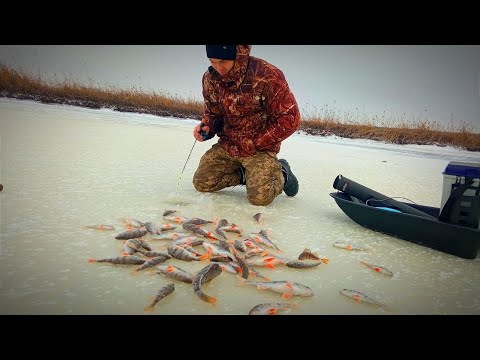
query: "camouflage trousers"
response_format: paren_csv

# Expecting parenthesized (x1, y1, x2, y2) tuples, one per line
(193, 144, 284, 206)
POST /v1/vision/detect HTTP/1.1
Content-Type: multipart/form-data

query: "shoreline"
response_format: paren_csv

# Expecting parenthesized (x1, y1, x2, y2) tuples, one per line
(4, 96, 479, 165)
(1, 91, 479, 152)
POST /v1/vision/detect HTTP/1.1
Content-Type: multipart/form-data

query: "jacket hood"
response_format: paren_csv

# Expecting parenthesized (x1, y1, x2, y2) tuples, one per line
(234, 45, 251, 62)
(209, 45, 252, 90)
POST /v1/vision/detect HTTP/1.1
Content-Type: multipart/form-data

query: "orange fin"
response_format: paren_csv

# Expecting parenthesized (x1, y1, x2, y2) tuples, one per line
(143, 305, 154, 313)
(204, 295, 217, 304)
(268, 308, 277, 315)
(199, 253, 211, 261)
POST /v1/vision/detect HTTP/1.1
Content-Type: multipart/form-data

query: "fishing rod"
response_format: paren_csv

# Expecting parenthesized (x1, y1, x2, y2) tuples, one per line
(181, 138, 198, 176)
(175, 124, 208, 195)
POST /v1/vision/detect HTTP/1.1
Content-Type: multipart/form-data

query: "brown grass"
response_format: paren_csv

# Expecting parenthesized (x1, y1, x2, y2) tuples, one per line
(1, 64, 479, 151)
(0, 64, 203, 119)
(301, 104, 480, 151)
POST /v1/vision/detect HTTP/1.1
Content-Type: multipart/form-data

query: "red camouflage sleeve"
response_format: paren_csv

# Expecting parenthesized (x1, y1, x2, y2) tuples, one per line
(254, 68, 301, 150)
(201, 72, 224, 134)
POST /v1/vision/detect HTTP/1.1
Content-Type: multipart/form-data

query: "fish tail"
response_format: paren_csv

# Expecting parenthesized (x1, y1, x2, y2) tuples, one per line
(378, 302, 392, 312)
(360, 261, 373, 269)
(201, 294, 217, 304)
(143, 305, 154, 313)
(198, 253, 210, 261)
(130, 269, 141, 276)
(199, 248, 211, 261)
(87, 258, 97, 263)
(321, 258, 330, 264)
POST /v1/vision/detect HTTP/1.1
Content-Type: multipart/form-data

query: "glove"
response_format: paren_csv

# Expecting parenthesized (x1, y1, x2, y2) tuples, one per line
(194, 122, 214, 142)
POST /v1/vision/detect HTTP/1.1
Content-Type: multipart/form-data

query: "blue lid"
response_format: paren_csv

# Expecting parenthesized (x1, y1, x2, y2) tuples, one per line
(443, 161, 480, 178)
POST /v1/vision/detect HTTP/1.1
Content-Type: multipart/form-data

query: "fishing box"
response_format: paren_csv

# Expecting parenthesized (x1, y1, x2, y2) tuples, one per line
(440, 161, 480, 229)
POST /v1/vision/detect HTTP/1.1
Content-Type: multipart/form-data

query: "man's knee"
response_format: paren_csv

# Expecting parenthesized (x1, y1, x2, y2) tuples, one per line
(193, 173, 211, 192)
(247, 191, 276, 206)
(245, 172, 283, 206)
(193, 181, 209, 192)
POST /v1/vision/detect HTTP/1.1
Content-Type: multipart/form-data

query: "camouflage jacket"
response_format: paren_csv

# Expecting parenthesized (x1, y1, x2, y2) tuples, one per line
(201, 45, 301, 158)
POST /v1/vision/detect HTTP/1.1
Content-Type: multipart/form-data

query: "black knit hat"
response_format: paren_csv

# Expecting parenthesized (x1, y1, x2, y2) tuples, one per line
(206, 45, 236, 60)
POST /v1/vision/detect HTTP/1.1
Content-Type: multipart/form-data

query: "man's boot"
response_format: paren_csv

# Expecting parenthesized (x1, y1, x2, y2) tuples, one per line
(278, 159, 299, 197)
(238, 166, 246, 185)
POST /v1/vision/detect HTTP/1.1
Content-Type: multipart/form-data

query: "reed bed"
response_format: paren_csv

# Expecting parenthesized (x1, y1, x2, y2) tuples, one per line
(1, 64, 478, 151)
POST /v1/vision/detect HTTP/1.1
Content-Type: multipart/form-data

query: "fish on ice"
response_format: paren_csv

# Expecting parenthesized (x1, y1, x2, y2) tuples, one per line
(360, 261, 393, 276)
(248, 302, 297, 315)
(144, 283, 175, 313)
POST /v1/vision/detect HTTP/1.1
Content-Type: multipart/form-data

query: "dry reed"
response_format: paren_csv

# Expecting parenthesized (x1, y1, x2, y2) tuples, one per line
(1, 64, 479, 151)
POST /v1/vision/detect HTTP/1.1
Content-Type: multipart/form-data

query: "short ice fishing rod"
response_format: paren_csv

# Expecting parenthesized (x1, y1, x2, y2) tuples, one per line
(175, 124, 209, 194)
(180, 123, 209, 175)
(181, 139, 198, 175)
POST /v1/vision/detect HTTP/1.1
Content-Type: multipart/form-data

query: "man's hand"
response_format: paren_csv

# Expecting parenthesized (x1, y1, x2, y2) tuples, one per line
(194, 122, 214, 142)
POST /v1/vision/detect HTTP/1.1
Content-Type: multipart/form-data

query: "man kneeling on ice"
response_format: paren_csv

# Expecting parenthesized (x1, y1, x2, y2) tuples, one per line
(193, 45, 300, 206)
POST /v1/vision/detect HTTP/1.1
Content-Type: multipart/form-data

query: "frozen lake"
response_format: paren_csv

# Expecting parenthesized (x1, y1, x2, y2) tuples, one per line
(1, 98, 479, 315)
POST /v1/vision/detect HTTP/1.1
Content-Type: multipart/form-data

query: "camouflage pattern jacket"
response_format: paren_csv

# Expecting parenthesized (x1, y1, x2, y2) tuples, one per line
(201, 45, 301, 158)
